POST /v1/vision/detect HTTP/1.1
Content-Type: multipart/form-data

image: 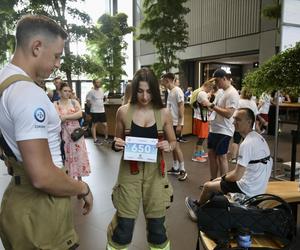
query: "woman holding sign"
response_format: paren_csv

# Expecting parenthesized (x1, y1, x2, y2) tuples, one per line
(107, 68, 176, 250)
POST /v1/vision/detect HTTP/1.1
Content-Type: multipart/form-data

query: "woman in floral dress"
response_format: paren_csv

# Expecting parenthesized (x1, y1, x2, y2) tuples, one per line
(54, 82, 90, 180)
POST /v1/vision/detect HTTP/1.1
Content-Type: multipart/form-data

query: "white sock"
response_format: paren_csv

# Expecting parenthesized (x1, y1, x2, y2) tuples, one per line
(179, 162, 185, 171)
(173, 161, 179, 170)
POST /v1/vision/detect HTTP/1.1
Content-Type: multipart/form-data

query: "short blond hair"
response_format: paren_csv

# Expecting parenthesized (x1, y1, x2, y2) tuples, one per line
(202, 78, 215, 88)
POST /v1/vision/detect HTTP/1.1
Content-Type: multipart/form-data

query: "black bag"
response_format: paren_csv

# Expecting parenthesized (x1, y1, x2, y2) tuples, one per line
(70, 127, 85, 141)
(197, 193, 295, 249)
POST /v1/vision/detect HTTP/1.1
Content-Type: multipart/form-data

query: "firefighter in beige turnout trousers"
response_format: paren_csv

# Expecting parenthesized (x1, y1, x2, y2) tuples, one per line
(107, 68, 177, 250)
(0, 15, 93, 249)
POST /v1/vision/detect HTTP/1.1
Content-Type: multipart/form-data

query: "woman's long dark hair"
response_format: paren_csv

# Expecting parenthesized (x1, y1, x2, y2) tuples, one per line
(130, 68, 164, 109)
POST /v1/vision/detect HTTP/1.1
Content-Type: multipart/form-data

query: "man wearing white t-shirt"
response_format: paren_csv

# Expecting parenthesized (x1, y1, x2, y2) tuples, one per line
(185, 108, 272, 221)
(161, 73, 187, 181)
(0, 14, 93, 248)
(202, 69, 239, 179)
(86, 79, 108, 144)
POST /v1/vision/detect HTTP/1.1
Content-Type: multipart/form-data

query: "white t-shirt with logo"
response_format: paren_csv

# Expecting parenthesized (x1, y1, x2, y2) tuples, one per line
(0, 63, 62, 166)
(210, 85, 239, 136)
(237, 131, 272, 197)
(86, 88, 105, 113)
(167, 86, 185, 126)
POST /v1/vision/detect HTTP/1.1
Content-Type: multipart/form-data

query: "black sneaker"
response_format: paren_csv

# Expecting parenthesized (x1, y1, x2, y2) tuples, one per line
(185, 197, 199, 221)
(178, 138, 188, 143)
(178, 170, 187, 181)
(167, 167, 180, 175)
(94, 139, 103, 145)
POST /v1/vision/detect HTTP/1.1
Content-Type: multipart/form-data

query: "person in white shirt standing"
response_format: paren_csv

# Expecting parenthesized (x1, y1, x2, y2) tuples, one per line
(86, 79, 109, 144)
(202, 69, 239, 180)
(161, 73, 187, 181)
(0, 14, 93, 249)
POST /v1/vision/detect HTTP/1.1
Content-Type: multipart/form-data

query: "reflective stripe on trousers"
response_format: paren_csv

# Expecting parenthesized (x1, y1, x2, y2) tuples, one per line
(106, 241, 170, 250)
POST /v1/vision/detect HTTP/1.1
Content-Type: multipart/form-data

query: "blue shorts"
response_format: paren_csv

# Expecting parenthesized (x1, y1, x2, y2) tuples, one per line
(207, 133, 231, 155)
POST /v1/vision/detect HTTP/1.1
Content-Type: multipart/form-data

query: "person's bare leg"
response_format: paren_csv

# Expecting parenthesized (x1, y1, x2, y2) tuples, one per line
(208, 149, 218, 179)
(91, 122, 97, 141)
(101, 122, 108, 140)
(230, 143, 239, 160)
(217, 154, 229, 176)
(175, 144, 184, 163)
(198, 180, 222, 205)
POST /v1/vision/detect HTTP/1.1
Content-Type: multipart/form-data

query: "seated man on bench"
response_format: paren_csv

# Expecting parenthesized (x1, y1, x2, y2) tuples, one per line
(185, 108, 273, 221)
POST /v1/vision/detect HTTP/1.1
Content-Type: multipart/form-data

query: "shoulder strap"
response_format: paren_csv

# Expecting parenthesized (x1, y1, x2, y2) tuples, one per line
(125, 104, 134, 134)
(153, 108, 163, 133)
(0, 74, 33, 97)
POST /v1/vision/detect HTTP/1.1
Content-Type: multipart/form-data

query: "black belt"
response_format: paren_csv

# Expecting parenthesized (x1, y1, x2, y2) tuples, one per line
(249, 155, 271, 164)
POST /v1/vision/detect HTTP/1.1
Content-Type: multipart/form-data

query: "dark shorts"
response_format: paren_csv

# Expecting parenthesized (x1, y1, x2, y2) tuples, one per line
(91, 112, 107, 123)
(173, 126, 182, 137)
(220, 179, 244, 194)
(207, 133, 231, 155)
(233, 131, 242, 144)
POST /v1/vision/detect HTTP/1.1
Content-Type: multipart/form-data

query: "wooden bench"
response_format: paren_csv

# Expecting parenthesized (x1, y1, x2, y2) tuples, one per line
(199, 231, 284, 250)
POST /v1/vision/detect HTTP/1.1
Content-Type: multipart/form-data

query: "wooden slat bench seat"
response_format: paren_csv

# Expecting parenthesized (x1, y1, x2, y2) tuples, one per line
(199, 231, 284, 250)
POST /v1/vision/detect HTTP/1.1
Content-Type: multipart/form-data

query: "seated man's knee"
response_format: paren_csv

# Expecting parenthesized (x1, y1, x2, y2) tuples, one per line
(112, 217, 135, 245)
(147, 217, 167, 245)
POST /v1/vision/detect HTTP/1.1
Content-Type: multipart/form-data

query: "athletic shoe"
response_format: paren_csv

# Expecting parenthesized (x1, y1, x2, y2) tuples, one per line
(103, 138, 112, 144)
(94, 139, 103, 145)
(192, 156, 207, 163)
(178, 170, 187, 181)
(167, 167, 180, 175)
(185, 197, 199, 221)
(230, 158, 237, 164)
(177, 138, 188, 143)
(199, 151, 208, 158)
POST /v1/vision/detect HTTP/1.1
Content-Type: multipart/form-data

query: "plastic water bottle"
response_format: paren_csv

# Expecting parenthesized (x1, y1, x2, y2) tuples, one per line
(237, 228, 251, 249)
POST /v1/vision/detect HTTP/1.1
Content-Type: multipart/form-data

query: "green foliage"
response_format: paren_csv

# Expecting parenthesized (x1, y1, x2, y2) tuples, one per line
(0, 0, 19, 63)
(262, 2, 281, 20)
(86, 13, 134, 92)
(243, 43, 300, 97)
(137, 0, 190, 77)
(0, 0, 92, 84)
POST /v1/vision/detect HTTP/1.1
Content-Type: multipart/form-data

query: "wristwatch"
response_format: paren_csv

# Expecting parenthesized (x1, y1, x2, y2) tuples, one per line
(210, 103, 215, 109)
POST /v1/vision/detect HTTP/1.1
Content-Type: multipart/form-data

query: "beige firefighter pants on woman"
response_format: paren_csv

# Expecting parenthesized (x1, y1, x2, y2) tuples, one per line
(0, 160, 79, 250)
(107, 159, 173, 250)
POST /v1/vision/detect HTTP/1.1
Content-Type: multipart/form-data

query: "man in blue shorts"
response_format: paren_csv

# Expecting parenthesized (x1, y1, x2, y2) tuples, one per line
(202, 69, 239, 180)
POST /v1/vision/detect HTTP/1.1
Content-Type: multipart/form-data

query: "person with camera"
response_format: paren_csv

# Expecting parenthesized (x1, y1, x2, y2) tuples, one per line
(185, 108, 272, 221)
(54, 82, 90, 181)
(0, 14, 93, 249)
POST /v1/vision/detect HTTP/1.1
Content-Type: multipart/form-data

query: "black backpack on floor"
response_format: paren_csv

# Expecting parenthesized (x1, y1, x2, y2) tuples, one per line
(196, 193, 295, 250)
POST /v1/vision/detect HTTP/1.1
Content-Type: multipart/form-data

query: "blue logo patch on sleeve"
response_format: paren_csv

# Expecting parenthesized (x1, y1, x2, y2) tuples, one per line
(34, 108, 46, 122)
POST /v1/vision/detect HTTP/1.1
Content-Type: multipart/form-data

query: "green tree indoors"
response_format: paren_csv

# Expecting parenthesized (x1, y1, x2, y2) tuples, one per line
(86, 13, 134, 93)
(0, 0, 92, 85)
(138, 0, 190, 76)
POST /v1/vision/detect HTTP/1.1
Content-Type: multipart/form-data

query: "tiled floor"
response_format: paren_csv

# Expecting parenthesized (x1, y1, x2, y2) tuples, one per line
(0, 123, 299, 249)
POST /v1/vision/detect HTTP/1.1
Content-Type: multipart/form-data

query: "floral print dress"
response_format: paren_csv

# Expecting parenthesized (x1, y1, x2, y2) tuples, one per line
(57, 101, 90, 178)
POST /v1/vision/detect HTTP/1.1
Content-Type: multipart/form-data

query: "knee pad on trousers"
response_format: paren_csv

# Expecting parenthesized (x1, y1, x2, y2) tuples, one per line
(147, 217, 167, 245)
(112, 217, 135, 245)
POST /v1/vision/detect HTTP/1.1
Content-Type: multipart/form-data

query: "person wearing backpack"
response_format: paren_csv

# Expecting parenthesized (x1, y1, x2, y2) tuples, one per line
(191, 79, 215, 163)
(185, 108, 272, 221)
